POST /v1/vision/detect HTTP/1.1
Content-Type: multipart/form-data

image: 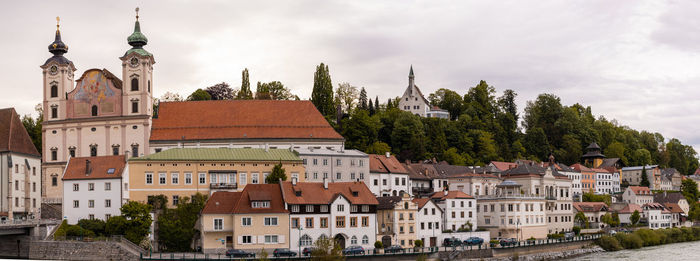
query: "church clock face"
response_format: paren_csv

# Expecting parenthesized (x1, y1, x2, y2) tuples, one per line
(129, 57, 139, 67)
(49, 65, 58, 75)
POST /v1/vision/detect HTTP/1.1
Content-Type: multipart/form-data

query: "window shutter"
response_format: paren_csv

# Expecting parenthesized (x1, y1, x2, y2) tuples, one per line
(278, 235, 285, 243)
(251, 236, 257, 244)
(238, 236, 243, 244)
(258, 235, 265, 244)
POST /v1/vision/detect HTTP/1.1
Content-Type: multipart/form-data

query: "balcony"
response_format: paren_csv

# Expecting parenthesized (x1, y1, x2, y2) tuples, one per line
(210, 183, 238, 190)
(412, 187, 433, 194)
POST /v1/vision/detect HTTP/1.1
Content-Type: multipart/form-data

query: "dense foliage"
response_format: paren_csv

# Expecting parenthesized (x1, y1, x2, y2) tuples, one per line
(597, 227, 700, 251)
(54, 201, 152, 246)
(156, 193, 208, 252)
(265, 163, 287, 184)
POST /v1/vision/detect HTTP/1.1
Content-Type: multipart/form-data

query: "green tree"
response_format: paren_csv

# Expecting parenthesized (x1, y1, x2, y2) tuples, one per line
(604, 141, 627, 165)
(630, 210, 640, 225)
(237, 68, 253, 99)
(21, 104, 42, 152)
(205, 82, 235, 100)
(265, 163, 287, 184)
(601, 213, 613, 227)
(391, 112, 426, 161)
(311, 236, 344, 261)
(255, 81, 271, 100)
(341, 110, 380, 151)
(187, 88, 212, 101)
(368, 99, 375, 116)
(523, 127, 550, 160)
(428, 88, 463, 120)
(358, 87, 368, 110)
(105, 215, 128, 236)
(311, 63, 335, 117)
(575, 212, 589, 228)
(442, 147, 466, 166)
(374, 96, 380, 113)
(120, 201, 153, 244)
(365, 141, 391, 155)
(335, 82, 359, 113)
(157, 194, 208, 252)
(640, 166, 650, 187)
(681, 178, 699, 203)
(77, 219, 106, 236)
(612, 212, 620, 227)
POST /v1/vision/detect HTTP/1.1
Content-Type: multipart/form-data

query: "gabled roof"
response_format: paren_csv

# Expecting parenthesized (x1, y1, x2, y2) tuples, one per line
(661, 168, 680, 178)
(280, 181, 378, 205)
(591, 168, 611, 173)
(627, 186, 652, 196)
(376, 196, 402, 210)
(569, 163, 594, 173)
(0, 108, 40, 156)
(653, 192, 686, 204)
(599, 158, 623, 168)
(402, 83, 431, 106)
(201, 191, 241, 214)
(617, 203, 642, 214)
(573, 202, 608, 212)
(233, 184, 288, 214)
(663, 203, 684, 214)
(402, 163, 433, 181)
(130, 148, 301, 162)
(501, 164, 546, 176)
(621, 165, 659, 171)
(642, 202, 667, 211)
(369, 154, 408, 174)
(63, 155, 126, 180)
(430, 190, 473, 200)
(151, 100, 343, 142)
(489, 161, 518, 171)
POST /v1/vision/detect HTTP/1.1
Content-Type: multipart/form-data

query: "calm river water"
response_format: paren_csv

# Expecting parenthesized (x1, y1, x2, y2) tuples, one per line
(569, 240, 700, 260)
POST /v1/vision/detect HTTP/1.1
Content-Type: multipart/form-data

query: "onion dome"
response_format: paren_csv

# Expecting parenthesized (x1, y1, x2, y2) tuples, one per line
(44, 16, 72, 66)
(124, 7, 153, 57)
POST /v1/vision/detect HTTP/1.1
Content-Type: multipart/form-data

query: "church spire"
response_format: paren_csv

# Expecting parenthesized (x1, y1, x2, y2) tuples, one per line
(48, 16, 68, 56)
(127, 7, 148, 49)
(408, 65, 415, 93)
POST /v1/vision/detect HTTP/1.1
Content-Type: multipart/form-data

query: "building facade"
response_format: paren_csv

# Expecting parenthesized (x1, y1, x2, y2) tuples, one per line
(622, 186, 654, 205)
(368, 153, 410, 197)
(127, 148, 304, 207)
(413, 198, 443, 247)
(397, 66, 449, 119)
(376, 194, 418, 248)
(477, 180, 548, 240)
(296, 148, 368, 183)
(62, 155, 126, 223)
(592, 168, 613, 195)
(621, 165, 660, 188)
(0, 108, 42, 220)
(41, 16, 154, 203)
(430, 191, 477, 233)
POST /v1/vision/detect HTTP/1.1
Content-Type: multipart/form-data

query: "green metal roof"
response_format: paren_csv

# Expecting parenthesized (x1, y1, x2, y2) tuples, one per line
(124, 48, 152, 57)
(130, 148, 301, 162)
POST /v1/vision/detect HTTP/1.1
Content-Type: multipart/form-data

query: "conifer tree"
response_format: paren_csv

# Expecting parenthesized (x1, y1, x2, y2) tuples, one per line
(359, 87, 368, 110)
(375, 96, 380, 112)
(311, 63, 335, 116)
(236, 68, 253, 99)
(640, 165, 650, 187)
(369, 99, 375, 115)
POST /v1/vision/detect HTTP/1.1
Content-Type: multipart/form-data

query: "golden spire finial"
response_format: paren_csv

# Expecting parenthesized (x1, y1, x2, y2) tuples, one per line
(56, 16, 60, 30)
(135, 7, 140, 21)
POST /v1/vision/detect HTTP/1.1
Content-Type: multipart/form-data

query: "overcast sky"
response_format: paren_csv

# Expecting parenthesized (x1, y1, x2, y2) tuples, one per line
(2, 0, 699, 152)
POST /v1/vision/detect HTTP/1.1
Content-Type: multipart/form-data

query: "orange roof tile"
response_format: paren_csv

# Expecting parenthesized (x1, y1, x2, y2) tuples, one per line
(430, 190, 474, 200)
(62, 155, 126, 180)
(628, 186, 652, 195)
(618, 203, 642, 214)
(280, 181, 378, 205)
(570, 163, 594, 173)
(151, 100, 344, 142)
(233, 184, 288, 214)
(573, 202, 608, 212)
(0, 108, 40, 156)
(663, 203, 684, 214)
(201, 191, 242, 214)
(369, 154, 408, 174)
(490, 161, 518, 171)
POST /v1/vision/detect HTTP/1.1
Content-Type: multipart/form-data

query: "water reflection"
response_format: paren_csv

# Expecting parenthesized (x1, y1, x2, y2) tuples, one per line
(568, 240, 700, 261)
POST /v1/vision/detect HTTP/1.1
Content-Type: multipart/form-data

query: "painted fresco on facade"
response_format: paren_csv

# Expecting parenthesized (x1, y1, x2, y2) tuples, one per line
(74, 70, 115, 103)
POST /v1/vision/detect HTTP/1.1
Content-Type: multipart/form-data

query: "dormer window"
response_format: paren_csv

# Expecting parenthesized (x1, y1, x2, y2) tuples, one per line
(291, 205, 299, 212)
(352, 191, 359, 197)
(252, 201, 270, 208)
(320, 205, 329, 213)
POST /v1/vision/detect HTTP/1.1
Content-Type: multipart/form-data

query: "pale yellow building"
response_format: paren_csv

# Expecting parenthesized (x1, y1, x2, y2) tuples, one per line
(199, 184, 290, 254)
(127, 148, 304, 207)
(376, 193, 418, 248)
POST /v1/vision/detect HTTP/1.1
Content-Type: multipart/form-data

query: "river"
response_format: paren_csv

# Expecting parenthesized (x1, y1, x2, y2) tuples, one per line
(568, 240, 700, 260)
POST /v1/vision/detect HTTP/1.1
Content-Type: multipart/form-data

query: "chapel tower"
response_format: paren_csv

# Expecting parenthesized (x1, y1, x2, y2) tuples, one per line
(41, 17, 76, 122)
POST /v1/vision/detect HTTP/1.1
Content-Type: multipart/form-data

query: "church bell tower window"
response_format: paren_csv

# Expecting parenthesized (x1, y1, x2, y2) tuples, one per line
(91, 105, 98, 116)
(51, 85, 58, 98)
(90, 145, 98, 157)
(131, 78, 139, 91)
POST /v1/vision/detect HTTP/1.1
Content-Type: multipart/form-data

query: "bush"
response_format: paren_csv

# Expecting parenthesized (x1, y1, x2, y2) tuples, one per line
(572, 226, 581, 235)
(597, 235, 622, 251)
(547, 233, 564, 239)
(77, 219, 106, 236)
(65, 225, 95, 238)
(414, 239, 424, 248)
(374, 241, 383, 249)
(489, 239, 499, 246)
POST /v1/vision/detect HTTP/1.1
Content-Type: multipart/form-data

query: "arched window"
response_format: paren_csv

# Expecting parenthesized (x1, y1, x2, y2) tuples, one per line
(91, 105, 98, 116)
(148, 80, 151, 93)
(404, 202, 409, 209)
(350, 236, 357, 245)
(300, 234, 312, 246)
(51, 175, 58, 186)
(90, 145, 98, 157)
(362, 235, 369, 244)
(131, 78, 139, 91)
(51, 85, 58, 98)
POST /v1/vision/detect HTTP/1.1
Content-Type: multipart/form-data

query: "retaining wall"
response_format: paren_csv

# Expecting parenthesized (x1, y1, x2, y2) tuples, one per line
(29, 240, 140, 261)
(491, 240, 594, 258)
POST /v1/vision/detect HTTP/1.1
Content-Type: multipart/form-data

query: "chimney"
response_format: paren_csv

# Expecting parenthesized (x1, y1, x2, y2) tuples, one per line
(125, 150, 131, 159)
(85, 160, 92, 175)
(292, 177, 298, 186)
(443, 190, 448, 196)
(385, 152, 390, 158)
(323, 178, 328, 190)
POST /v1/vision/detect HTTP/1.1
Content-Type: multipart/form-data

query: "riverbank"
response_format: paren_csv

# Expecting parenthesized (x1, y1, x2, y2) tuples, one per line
(596, 227, 700, 251)
(569, 240, 700, 260)
(466, 244, 603, 260)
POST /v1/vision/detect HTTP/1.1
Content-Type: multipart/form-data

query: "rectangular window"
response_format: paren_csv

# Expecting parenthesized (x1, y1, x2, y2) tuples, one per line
(336, 216, 345, 228)
(313, 159, 318, 165)
(210, 173, 217, 184)
(73, 200, 79, 208)
(242, 217, 252, 226)
(185, 173, 192, 184)
(336, 172, 341, 180)
(88, 200, 94, 208)
(350, 217, 357, 227)
(264, 217, 278, 226)
(242, 236, 252, 244)
(320, 217, 328, 228)
(265, 235, 278, 244)
(89, 214, 95, 220)
(306, 205, 314, 212)
(199, 173, 206, 184)
(362, 216, 369, 227)
(336, 159, 342, 166)
(146, 173, 153, 184)
(113, 146, 119, 156)
(306, 217, 314, 228)
(323, 159, 328, 166)
(252, 173, 259, 184)
(159, 173, 167, 184)
(240, 173, 247, 186)
(291, 205, 300, 212)
(132, 101, 139, 113)
(105, 199, 111, 208)
(362, 205, 369, 212)
(291, 218, 300, 228)
(337, 204, 344, 212)
(73, 183, 79, 191)
(105, 182, 111, 191)
(320, 205, 329, 212)
(351, 205, 358, 212)
(88, 183, 94, 191)
(173, 195, 179, 205)
(214, 218, 223, 231)
(106, 214, 111, 220)
(351, 173, 356, 180)
(171, 173, 179, 184)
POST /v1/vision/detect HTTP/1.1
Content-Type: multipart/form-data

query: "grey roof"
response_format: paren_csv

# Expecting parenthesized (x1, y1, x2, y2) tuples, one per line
(661, 168, 679, 178)
(376, 196, 402, 210)
(497, 180, 521, 187)
(295, 148, 367, 157)
(653, 192, 686, 204)
(621, 165, 659, 171)
(599, 158, 623, 168)
(586, 142, 601, 150)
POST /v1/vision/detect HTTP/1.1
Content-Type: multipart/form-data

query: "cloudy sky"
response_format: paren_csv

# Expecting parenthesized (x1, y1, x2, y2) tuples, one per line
(2, 0, 699, 151)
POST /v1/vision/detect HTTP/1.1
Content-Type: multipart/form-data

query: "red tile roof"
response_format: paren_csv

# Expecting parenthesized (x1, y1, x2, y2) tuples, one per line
(570, 163, 594, 173)
(151, 100, 343, 142)
(280, 181, 378, 205)
(0, 108, 40, 156)
(412, 198, 441, 211)
(663, 203, 684, 214)
(430, 190, 474, 200)
(490, 161, 518, 171)
(369, 154, 408, 174)
(617, 203, 642, 214)
(202, 184, 287, 214)
(201, 191, 241, 214)
(628, 186, 652, 195)
(573, 202, 608, 212)
(62, 155, 126, 180)
(591, 168, 610, 173)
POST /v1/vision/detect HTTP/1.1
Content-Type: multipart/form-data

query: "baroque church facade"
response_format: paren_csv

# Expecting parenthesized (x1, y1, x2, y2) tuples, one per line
(41, 14, 155, 202)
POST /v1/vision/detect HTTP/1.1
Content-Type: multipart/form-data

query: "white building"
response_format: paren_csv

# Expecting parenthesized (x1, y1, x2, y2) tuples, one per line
(622, 186, 653, 205)
(611, 170, 621, 194)
(398, 66, 449, 119)
(368, 153, 410, 197)
(296, 148, 368, 183)
(0, 108, 42, 221)
(592, 168, 613, 195)
(558, 167, 582, 201)
(430, 191, 477, 232)
(413, 198, 443, 247)
(642, 203, 672, 230)
(281, 180, 378, 251)
(62, 155, 127, 223)
(477, 180, 548, 239)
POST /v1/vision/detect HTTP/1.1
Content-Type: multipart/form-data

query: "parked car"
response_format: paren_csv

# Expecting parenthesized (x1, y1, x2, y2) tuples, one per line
(499, 238, 517, 246)
(463, 237, 484, 246)
(443, 237, 463, 247)
(225, 249, 255, 258)
(565, 232, 575, 240)
(384, 245, 403, 253)
(342, 246, 365, 255)
(302, 247, 317, 256)
(273, 248, 297, 257)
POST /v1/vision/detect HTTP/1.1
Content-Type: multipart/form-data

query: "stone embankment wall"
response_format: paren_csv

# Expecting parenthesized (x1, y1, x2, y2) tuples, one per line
(29, 240, 140, 261)
(491, 240, 595, 258)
